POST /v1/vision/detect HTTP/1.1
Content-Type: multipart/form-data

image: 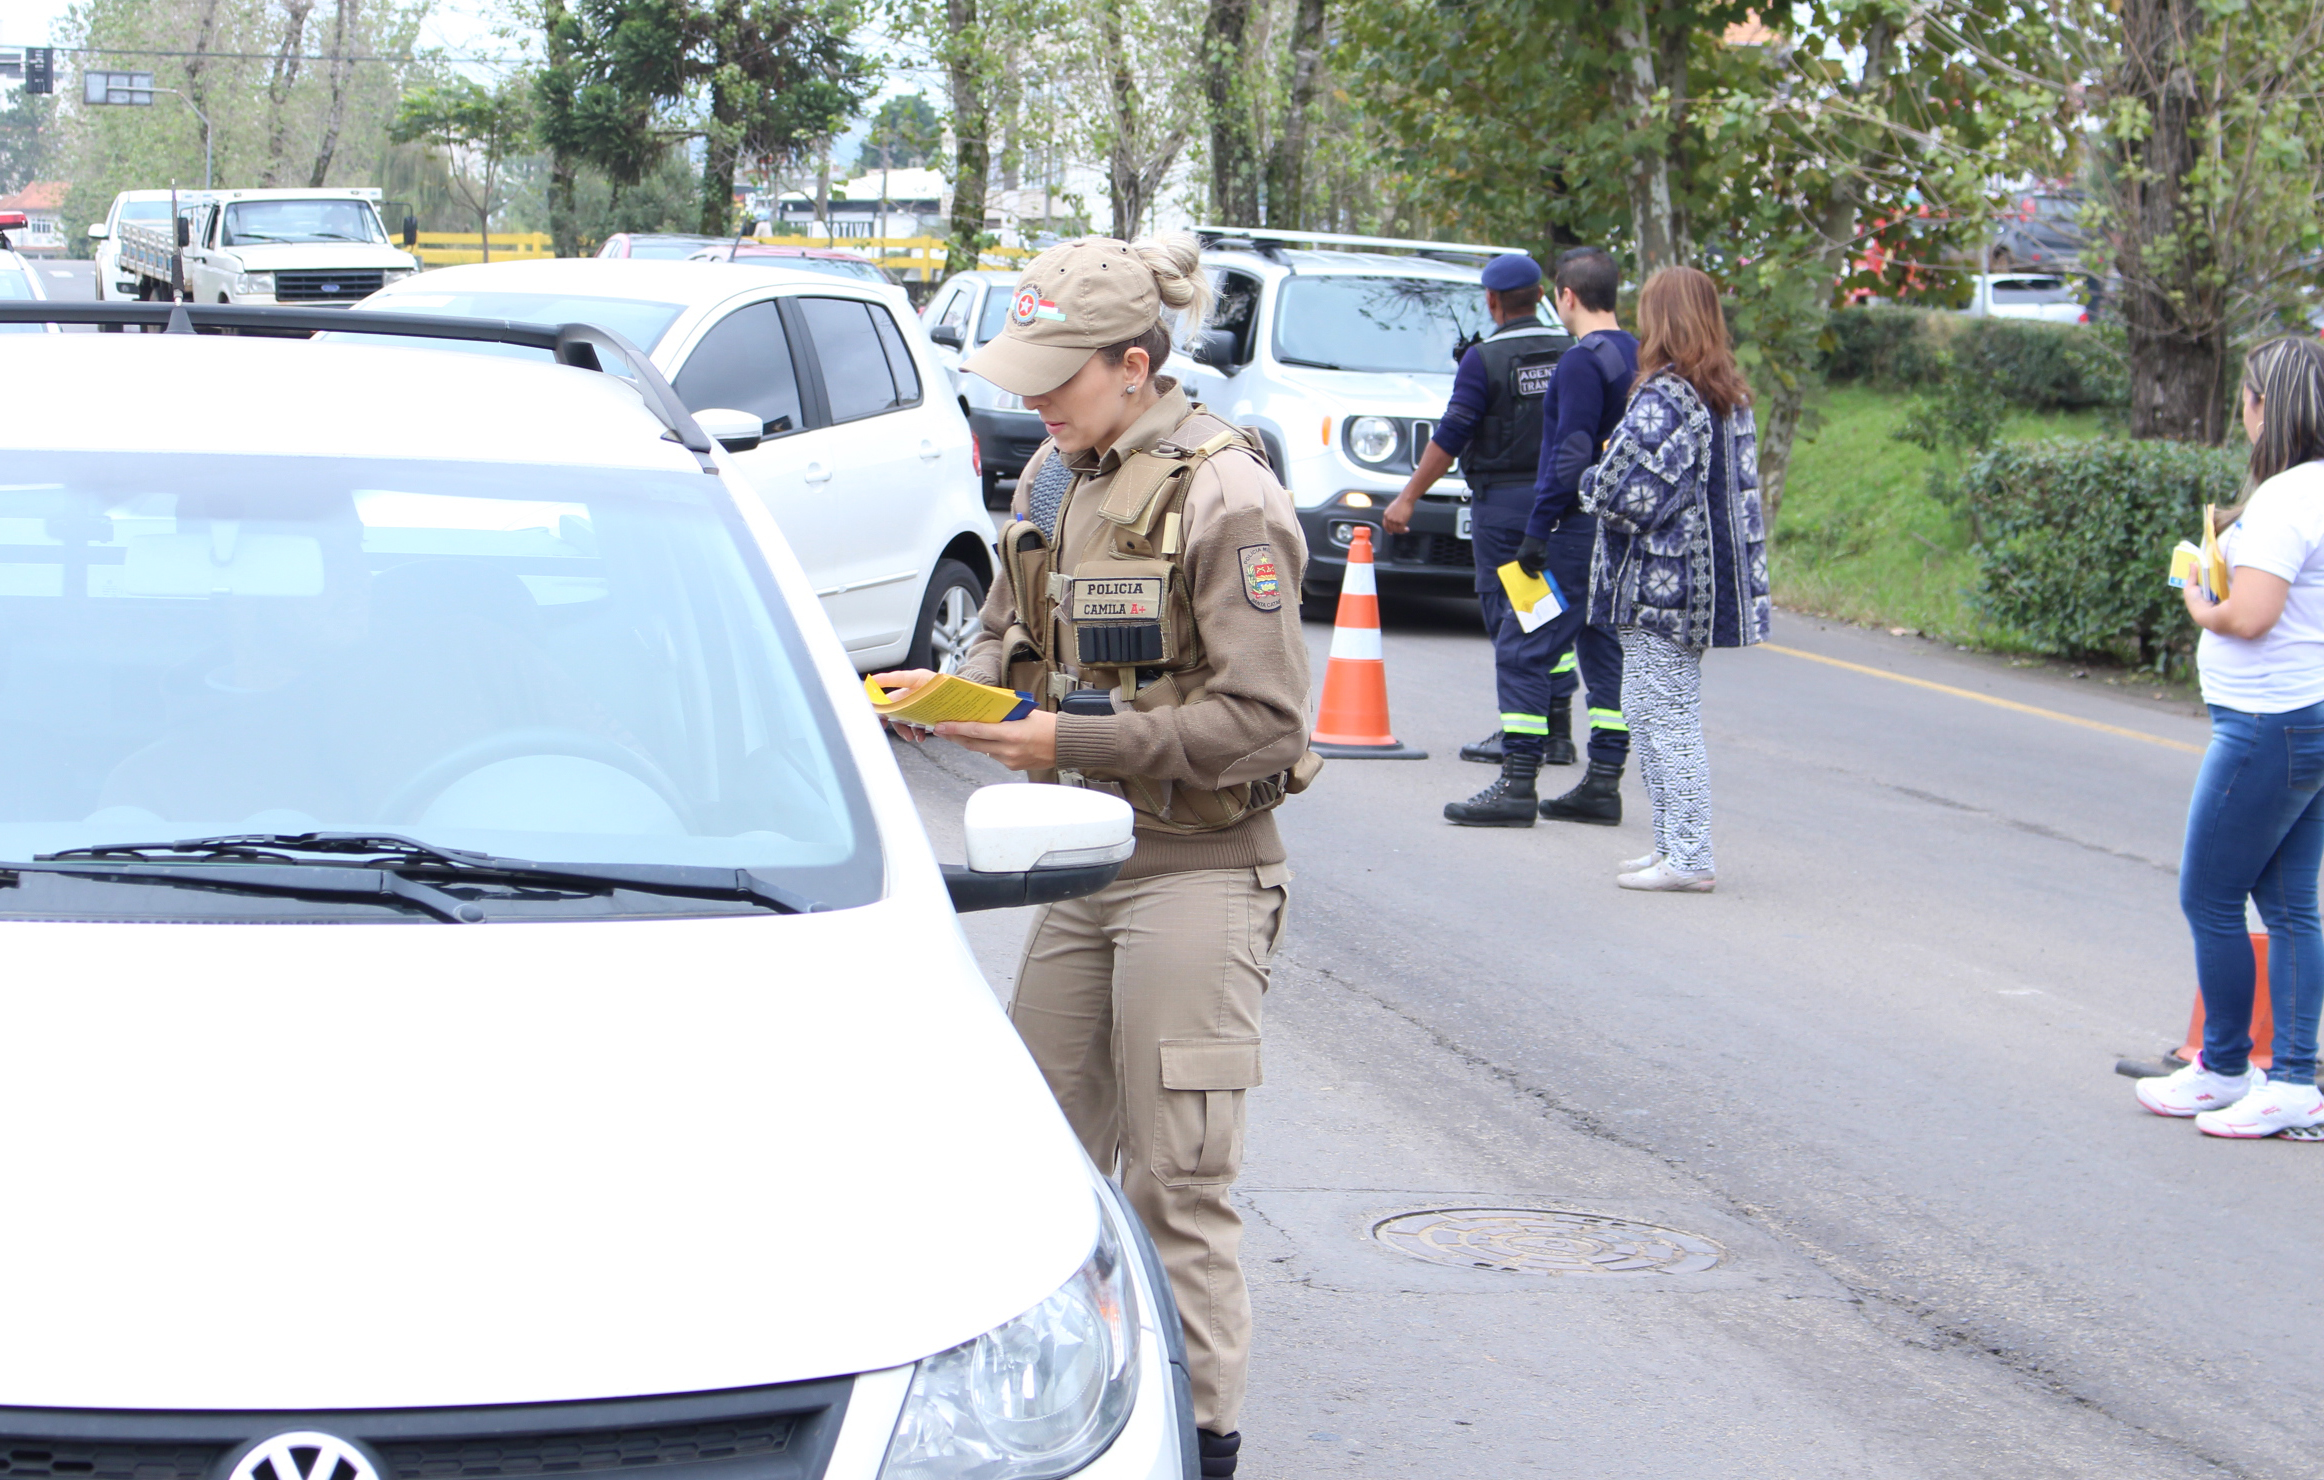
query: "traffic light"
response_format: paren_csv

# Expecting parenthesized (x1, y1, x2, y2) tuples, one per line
(25, 46, 55, 94)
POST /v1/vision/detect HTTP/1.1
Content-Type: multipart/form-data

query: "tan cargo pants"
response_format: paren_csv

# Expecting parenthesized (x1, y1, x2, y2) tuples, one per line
(1008, 862, 1290, 1436)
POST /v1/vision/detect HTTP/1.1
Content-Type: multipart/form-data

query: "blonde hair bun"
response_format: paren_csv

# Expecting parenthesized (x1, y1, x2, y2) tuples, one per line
(1130, 231, 1214, 327)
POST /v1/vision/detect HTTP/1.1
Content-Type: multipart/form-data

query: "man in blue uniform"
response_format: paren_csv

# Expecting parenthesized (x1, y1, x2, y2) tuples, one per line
(1513, 246, 1638, 824)
(1383, 252, 1569, 825)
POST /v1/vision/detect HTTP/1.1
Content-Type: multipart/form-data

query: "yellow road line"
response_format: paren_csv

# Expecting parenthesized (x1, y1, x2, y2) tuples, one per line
(1761, 644, 2205, 756)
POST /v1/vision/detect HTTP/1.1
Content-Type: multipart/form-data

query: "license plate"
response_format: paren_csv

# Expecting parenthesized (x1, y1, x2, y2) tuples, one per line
(1455, 505, 1473, 541)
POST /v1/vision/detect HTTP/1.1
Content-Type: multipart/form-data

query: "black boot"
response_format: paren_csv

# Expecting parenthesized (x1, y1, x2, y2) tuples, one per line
(1538, 760, 1622, 825)
(1458, 728, 1504, 764)
(1445, 752, 1540, 826)
(1543, 700, 1577, 766)
(1199, 1429, 1241, 1479)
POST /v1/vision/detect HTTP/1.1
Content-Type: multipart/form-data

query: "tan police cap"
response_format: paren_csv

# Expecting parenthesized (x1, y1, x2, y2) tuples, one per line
(961, 237, 1163, 396)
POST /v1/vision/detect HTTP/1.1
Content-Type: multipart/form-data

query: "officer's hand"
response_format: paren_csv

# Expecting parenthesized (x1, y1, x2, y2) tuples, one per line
(868, 669, 941, 743)
(1514, 536, 1549, 580)
(935, 709, 1059, 772)
(1383, 491, 1420, 535)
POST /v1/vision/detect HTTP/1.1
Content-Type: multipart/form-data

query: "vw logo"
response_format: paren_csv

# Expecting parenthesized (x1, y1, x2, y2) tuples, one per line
(229, 1433, 380, 1480)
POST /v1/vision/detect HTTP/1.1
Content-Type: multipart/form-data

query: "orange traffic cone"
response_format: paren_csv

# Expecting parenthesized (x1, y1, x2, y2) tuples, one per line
(2171, 932, 2276, 1072)
(1310, 526, 1426, 759)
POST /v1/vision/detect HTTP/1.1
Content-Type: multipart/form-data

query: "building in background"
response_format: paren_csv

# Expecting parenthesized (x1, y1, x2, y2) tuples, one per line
(0, 181, 69, 255)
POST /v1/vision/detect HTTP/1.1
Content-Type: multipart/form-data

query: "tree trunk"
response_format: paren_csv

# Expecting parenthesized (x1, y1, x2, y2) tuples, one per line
(941, 0, 990, 281)
(698, 76, 741, 235)
(815, 143, 831, 230)
(2116, 0, 2226, 442)
(1204, 0, 1259, 225)
(309, 0, 357, 187)
(999, 50, 1022, 192)
(1610, 0, 1681, 272)
(1263, 0, 1326, 229)
(1102, 0, 1144, 236)
(260, 0, 313, 187)
(540, 0, 580, 256)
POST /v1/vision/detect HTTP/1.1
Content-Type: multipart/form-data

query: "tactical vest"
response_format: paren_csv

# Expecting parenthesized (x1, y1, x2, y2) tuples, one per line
(995, 410, 1321, 835)
(1455, 321, 1570, 484)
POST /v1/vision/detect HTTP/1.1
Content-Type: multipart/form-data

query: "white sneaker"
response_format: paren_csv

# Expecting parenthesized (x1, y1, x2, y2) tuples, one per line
(2195, 1078, 2324, 1138)
(2134, 1057, 2262, 1117)
(1618, 851, 1660, 873)
(1617, 859, 1715, 892)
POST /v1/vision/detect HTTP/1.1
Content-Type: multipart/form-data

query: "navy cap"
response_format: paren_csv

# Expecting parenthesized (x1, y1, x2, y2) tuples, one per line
(1480, 253, 1542, 291)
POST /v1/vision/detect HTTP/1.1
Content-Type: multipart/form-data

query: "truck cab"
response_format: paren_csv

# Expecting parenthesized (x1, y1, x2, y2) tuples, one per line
(1165, 228, 1570, 601)
(172, 188, 420, 305)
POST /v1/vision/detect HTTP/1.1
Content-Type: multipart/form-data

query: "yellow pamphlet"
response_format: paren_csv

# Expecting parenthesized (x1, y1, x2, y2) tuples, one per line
(864, 672, 1036, 726)
(1495, 561, 1566, 634)
(2199, 504, 2230, 601)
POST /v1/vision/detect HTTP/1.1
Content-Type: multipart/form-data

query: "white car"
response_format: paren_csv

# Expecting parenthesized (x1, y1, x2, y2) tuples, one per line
(0, 234, 58, 333)
(87, 188, 178, 302)
(1964, 272, 2090, 324)
(0, 320, 1194, 1479)
(353, 259, 994, 674)
(922, 270, 1047, 504)
(1163, 228, 1560, 601)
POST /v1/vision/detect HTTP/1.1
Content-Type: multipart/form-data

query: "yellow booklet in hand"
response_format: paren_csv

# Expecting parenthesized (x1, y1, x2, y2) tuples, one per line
(2199, 504, 2230, 601)
(1495, 561, 1567, 634)
(864, 672, 1036, 726)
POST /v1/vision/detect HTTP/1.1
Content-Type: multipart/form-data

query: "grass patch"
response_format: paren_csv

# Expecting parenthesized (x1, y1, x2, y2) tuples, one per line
(1771, 384, 2107, 646)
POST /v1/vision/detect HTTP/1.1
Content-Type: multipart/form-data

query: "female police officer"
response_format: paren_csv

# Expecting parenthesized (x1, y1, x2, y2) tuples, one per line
(873, 233, 1314, 1480)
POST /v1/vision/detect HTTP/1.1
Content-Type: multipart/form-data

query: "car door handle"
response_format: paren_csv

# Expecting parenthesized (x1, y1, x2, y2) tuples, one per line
(918, 439, 942, 461)
(804, 462, 832, 485)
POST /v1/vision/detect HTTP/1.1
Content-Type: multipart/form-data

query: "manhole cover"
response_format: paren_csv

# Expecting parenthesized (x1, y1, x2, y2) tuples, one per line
(1370, 1207, 1724, 1276)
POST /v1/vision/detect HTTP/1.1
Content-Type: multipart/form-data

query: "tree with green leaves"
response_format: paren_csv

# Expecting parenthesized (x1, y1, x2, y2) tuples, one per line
(390, 76, 535, 258)
(859, 92, 943, 171)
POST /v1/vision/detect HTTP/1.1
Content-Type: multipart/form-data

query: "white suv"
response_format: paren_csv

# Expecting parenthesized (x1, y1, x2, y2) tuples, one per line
(0, 305, 1193, 1479)
(1165, 229, 1561, 601)
(357, 259, 994, 673)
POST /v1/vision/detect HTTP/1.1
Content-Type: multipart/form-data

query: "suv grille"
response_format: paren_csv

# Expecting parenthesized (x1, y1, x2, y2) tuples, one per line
(1382, 531, 1471, 568)
(0, 1443, 218, 1480)
(379, 1419, 797, 1479)
(274, 270, 384, 302)
(0, 1378, 851, 1480)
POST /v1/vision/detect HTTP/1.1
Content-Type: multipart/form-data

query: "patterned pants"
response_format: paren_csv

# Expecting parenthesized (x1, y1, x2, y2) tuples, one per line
(1618, 627, 1714, 875)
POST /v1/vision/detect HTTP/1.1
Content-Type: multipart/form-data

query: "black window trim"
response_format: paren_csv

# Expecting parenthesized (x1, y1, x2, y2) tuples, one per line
(676, 294, 815, 441)
(786, 292, 923, 427)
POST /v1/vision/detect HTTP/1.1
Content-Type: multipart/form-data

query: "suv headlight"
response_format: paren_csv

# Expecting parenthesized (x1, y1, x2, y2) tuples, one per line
(382, 267, 418, 284)
(880, 1196, 1140, 1479)
(1347, 415, 1399, 464)
(230, 269, 273, 295)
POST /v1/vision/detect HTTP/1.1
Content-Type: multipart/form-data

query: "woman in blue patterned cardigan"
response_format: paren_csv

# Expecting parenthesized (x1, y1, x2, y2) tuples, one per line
(1577, 266, 1770, 892)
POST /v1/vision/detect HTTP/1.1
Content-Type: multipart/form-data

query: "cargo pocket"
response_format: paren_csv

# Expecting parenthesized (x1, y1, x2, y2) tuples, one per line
(1154, 1037, 1263, 1187)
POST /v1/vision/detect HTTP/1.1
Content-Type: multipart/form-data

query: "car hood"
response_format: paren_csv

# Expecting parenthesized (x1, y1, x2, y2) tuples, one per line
(228, 242, 419, 272)
(0, 908, 1095, 1410)
(1271, 362, 1455, 411)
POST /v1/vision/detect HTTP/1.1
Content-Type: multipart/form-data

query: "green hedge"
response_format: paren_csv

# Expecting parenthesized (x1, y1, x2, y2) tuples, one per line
(1958, 439, 2245, 669)
(1822, 306, 2128, 411)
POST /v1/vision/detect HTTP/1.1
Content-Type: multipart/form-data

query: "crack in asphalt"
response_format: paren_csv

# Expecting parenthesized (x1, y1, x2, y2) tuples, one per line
(1273, 951, 2247, 1479)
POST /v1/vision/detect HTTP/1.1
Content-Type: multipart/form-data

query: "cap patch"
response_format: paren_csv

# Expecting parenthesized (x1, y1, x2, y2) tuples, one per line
(1011, 285, 1066, 326)
(1238, 544, 1283, 611)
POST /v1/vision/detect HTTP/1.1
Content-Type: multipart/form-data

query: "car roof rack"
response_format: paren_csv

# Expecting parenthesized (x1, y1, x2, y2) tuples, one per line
(1194, 225, 1529, 263)
(0, 301, 720, 473)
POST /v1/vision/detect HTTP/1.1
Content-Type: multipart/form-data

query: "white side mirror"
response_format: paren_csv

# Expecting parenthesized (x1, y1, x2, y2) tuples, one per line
(87, 222, 110, 239)
(947, 783, 1135, 911)
(694, 406, 763, 452)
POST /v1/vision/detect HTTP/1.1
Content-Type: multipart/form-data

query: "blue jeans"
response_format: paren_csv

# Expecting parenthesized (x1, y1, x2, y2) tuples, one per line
(2181, 702, 2324, 1083)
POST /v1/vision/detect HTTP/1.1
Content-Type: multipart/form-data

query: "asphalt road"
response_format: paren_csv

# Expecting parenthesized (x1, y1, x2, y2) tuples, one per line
(899, 593, 2321, 1480)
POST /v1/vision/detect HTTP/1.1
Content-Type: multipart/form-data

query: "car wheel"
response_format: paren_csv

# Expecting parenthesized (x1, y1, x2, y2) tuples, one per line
(907, 559, 985, 675)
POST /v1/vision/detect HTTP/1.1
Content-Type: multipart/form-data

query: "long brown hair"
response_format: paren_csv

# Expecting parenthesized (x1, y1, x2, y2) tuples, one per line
(1634, 266, 1751, 417)
(2230, 336, 2324, 522)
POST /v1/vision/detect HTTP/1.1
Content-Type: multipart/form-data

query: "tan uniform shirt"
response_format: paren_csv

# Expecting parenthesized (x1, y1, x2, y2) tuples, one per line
(959, 385, 1311, 878)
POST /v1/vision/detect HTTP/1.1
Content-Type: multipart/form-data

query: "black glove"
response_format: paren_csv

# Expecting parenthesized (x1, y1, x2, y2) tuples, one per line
(1514, 535, 1548, 580)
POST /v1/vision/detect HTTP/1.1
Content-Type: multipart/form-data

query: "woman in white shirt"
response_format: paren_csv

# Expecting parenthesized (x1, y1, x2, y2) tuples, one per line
(2136, 336, 2324, 1136)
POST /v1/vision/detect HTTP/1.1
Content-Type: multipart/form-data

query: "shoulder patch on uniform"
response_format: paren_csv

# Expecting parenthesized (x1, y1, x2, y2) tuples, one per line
(1238, 544, 1284, 611)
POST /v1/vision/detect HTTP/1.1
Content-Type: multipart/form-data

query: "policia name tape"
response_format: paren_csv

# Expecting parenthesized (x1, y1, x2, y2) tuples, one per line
(1070, 576, 1166, 666)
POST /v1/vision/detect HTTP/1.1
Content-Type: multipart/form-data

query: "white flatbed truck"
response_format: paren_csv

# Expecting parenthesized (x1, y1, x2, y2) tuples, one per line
(114, 187, 420, 305)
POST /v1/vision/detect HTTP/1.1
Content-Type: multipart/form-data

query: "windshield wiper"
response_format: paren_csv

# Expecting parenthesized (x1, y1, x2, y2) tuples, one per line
(1277, 355, 1351, 370)
(37, 832, 819, 917)
(6, 856, 482, 922)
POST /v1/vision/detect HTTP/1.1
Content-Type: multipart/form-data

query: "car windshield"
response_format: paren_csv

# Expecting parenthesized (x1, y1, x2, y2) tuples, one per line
(1273, 275, 1496, 373)
(223, 199, 386, 246)
(0, 453, 879, 918)
(1992, 277, 2074, 303)
(332, 292, 687, 369)
(626, 240, 711, 260)
(976, 284, 1012, 344)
